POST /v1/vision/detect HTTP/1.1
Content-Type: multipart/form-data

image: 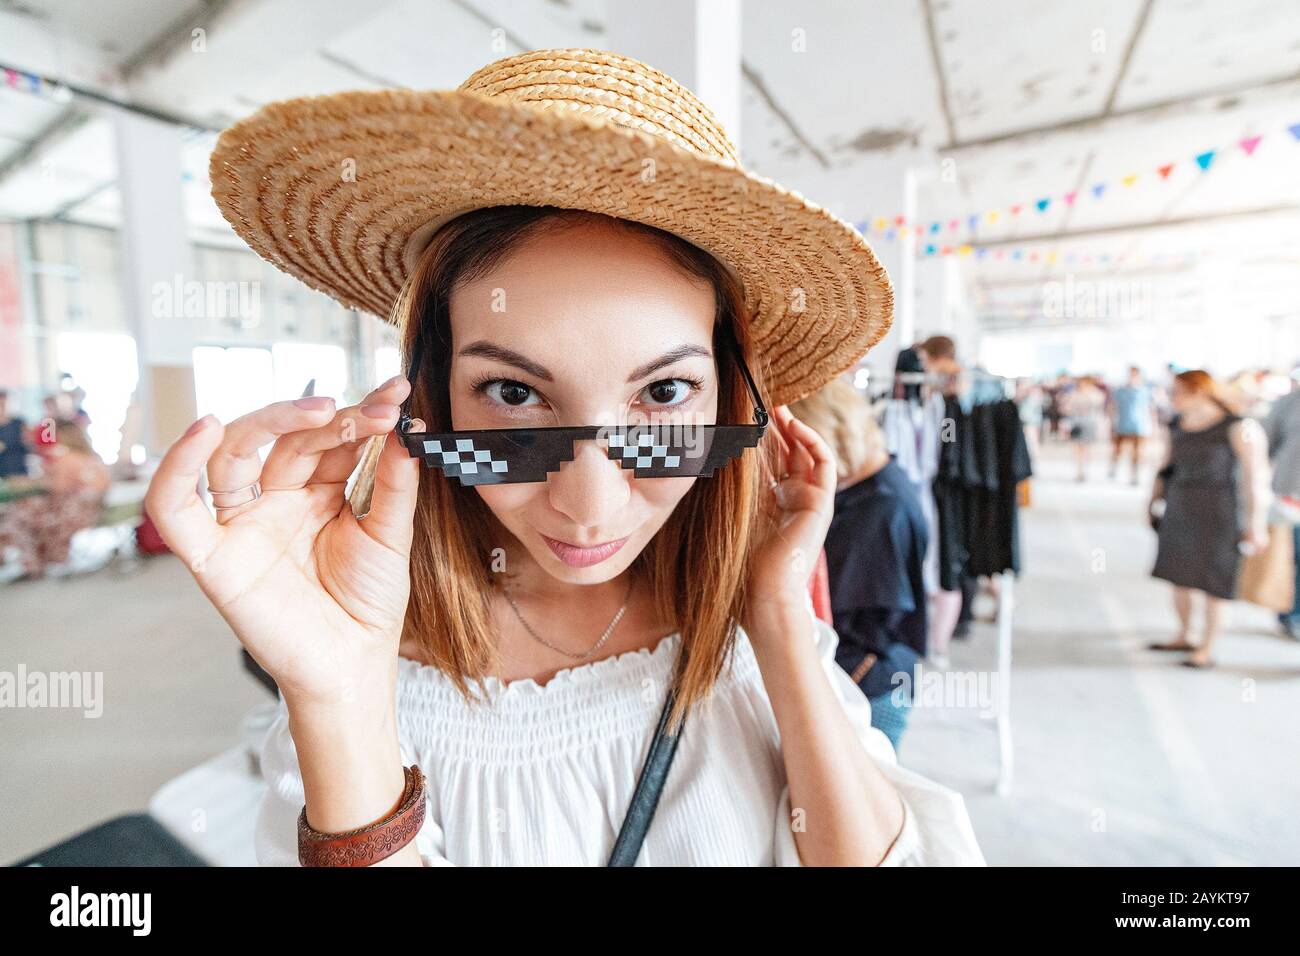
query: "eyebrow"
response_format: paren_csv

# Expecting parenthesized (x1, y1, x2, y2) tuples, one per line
(457, 340, 713, 384)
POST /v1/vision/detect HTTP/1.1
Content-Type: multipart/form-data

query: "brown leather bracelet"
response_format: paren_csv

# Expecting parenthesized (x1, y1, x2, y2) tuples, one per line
(850, 652, 878, 685)
(297, 765, 426, 867)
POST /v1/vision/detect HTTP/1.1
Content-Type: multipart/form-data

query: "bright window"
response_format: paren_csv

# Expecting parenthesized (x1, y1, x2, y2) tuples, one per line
(56, 331, 138, 465)
(192, 346, 274, 425)
(375, 346, 400, 386)
(271, 343, 348, 402)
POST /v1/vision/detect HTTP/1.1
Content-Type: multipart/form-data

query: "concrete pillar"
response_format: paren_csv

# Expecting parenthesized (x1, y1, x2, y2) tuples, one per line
(897, 166, 919, 348)
(606, 0, 742, 151)
(111, 106, 197, 451)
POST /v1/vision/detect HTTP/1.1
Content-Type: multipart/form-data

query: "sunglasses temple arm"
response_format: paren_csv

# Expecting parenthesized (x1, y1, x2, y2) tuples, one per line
(728, 334, 769, 429)
(394, 333, 428, 450)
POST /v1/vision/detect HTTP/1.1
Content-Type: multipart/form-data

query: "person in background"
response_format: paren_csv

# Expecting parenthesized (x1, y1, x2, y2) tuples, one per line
(917, 334, 960, 386)
(0, 419, 110, 579)
(1110, 366, 1156, 485)
(1149, 371, 1270, 668)
(916, 334, 972, 654)
(0, 389, 30, 479)
(792, 376, 929, 750)
(1043, 375, 1066, 440)
(1262, 368, 1300, 640)
(31, 393, 67, 465)
(1061, 375, 1107, 481)
(1016, 378, 1044, 462)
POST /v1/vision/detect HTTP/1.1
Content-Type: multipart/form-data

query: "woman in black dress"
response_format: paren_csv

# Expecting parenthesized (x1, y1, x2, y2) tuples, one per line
(1149, 370, 1271, 667)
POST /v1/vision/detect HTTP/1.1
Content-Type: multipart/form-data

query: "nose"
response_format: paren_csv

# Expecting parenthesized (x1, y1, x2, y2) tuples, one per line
(546, 436, 631, 531)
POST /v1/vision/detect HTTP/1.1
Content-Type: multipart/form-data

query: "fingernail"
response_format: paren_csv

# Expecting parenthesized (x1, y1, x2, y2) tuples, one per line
(294, 396, 334, 410)
(380, 374, 406, 389)
(362, 403, 399, 419)
(184, 415, 214, 437)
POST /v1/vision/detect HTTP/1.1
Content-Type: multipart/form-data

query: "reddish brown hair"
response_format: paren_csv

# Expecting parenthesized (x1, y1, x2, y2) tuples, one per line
(1174, 369, 1237, 414)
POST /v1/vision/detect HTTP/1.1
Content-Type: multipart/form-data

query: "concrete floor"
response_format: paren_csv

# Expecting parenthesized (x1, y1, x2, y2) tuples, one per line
(1, 553, 268, 865)
(904, 442, 1300, 865)
(2, 440, 1298, 866)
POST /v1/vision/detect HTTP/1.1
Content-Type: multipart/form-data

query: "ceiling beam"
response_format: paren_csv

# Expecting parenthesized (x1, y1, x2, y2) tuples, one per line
(1100, 0, 1155, 116)
(944, 69, 1300, 154)
(740, 62, 829, 168)
(0, 104, 90, 183)
(120, 0, 241, 78)
(920, 0, 958, 146)
(971, 202, 1300, 248)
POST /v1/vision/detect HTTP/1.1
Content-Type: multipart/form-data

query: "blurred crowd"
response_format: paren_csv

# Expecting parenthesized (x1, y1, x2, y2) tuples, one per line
(0, 383, 112, 580)
(1015, 362, 1300, 659)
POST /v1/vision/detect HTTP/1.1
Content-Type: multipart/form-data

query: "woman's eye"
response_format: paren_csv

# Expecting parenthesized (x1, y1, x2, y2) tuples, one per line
(641, 378, 698, 407)
(482, 379, 540, 407)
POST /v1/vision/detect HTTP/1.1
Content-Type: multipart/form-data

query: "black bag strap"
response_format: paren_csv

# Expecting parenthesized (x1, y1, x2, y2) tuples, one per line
(607, 687, 687, 867)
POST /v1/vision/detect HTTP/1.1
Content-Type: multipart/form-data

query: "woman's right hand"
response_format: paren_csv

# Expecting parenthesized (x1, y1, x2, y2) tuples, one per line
(144, 376, 420, 709)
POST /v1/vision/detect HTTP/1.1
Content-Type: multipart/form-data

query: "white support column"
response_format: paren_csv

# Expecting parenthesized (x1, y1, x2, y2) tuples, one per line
(111, 106, 196, 452)
(897, 166, 919, 347)
(606, 0, 742, 152)
(996, 571, 1015, 795)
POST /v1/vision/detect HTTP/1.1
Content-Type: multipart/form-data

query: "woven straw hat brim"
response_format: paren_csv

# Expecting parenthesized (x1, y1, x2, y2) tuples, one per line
(209, 87, 893, 407)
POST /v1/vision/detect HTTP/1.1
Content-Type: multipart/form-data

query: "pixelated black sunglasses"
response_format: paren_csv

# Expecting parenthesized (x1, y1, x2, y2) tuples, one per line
(394, 328, 768, 487)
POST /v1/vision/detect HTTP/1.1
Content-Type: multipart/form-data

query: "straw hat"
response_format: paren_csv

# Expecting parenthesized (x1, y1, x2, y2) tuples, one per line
(209, 48, 893, 406)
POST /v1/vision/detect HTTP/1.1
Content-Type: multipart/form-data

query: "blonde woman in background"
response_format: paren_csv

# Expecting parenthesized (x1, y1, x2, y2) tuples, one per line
(792, 377, 930, 749)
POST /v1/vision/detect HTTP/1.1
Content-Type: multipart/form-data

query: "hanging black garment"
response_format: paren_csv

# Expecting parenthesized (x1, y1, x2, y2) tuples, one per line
(967, 399, 1033, 576)
(933, 396, 1032, 585)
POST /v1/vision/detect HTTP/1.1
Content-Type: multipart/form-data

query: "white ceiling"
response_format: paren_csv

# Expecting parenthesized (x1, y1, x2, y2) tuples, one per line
(0, 0, 1298, 323)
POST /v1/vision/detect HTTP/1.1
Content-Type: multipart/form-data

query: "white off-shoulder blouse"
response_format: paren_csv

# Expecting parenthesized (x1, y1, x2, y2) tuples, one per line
(254, 604, 986, 866)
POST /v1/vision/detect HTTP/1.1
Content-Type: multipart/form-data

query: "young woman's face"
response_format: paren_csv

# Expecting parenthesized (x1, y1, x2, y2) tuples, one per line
(446, 220, 720, 585)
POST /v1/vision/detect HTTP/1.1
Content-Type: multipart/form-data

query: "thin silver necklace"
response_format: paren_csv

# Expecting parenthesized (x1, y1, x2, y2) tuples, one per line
(503, 574, 635, 661)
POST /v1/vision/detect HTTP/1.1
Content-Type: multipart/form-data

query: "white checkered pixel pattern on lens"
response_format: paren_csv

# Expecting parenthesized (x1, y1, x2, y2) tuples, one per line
(607, 432, 680, 468)
(425, 437, 509, 474)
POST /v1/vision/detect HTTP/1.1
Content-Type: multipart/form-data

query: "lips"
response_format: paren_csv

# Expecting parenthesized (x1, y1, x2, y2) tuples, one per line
(540, 532, 630, 568)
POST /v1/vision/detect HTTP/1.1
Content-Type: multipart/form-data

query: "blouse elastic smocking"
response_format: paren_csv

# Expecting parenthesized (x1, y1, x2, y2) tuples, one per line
(254, 601, 986, 866)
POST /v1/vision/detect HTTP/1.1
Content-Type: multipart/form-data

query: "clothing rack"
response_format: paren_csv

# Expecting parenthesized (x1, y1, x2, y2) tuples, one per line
(963, 372, 1018, 795)
(864, 370, 945, 402)
(869, 369, 1019, 795)
(994, 570, 1015, 795)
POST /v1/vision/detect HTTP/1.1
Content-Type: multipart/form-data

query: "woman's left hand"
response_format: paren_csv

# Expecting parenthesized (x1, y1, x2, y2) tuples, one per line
(742, 404, 838, 631)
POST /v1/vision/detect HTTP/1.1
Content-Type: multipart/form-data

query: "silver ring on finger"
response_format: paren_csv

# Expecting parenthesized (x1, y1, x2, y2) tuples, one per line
(210, 481, 262, 510)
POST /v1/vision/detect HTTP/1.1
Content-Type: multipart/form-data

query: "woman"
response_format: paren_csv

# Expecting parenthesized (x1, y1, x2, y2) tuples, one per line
(1062, 375, 1107, 482)
(1262, 377, 1300, 639)
(148, 49, 983, 866)
(1149, 370, 1270, 668)
(0, 389, 30, 479)
(792, 377, 928, 750)
(916, 336, 967, 658)
(0, 419, 109, 578)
